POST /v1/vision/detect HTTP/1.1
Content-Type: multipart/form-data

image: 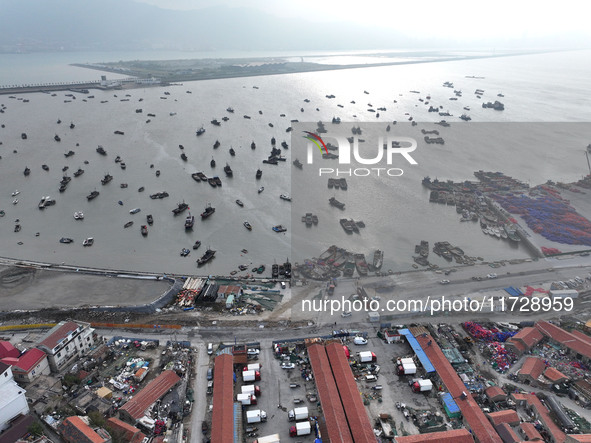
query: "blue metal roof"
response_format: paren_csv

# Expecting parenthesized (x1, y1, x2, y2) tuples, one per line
(233, 402, 242, 443)
(398, 329, 435, 373)
(442, 392, 460, 414)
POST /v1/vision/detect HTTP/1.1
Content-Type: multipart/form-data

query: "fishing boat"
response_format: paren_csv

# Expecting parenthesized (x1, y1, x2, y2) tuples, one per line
(141, 225, 148, 236)
(83, 237, 94, 247)
(86, 190, 99, 200)
(329, 197, 345, 210)
(73, 168, 84, 177)
(130, 208, 141, 214)
(193, 240, 202, 250)
(256, 169, 262, 179)
(258, 186, 264, 193)
(197, 248, 216, 266)
(101, 174, 113, 185)
(12, 190, 20, 197)
(504, 224, 521, 242)
(271, 137, 276, 145)
(293, 159, 303, 169)
(224, 163, 233, 176)
(180, 248, 191, 257)
(208, 178, 217, 187)
(24, 167, 30, 176)
(96, 145, 107, 155)
(279, 194, 291, 201)
(244, 221, 253, 231)
(200, 203, 215, 219)
(12, 199, 18, 205)
(236, 200, 244, 207)
(340, 218, 354, 233)
(196, 126, 205, 135)
(251, 141, 256, 149)
(42, 164, 49, 171)
(172, 202, 189, 215)
(14, 224, 21, 232)
(185, 213, 195, 229)
(373, 250, 384, 270)
(211, 119, 220, 126)
(180, 153, 187, 161)
(210, 158, 216, 167)
(213, 140, 220, 149)
(54, 134, 61, 142)
(124, 221, 134, 228)
(226, 107, 234, 113)
(156, 170, 161, 177)
(60, 237, 74, 244)
(192, 172, 208, 182)
(213, 176, 222, 186)
(229, 147, 235, 156)
(281, 141, 288, 149)
(272, 225, 287, 232)
(354, 253, 369, 276)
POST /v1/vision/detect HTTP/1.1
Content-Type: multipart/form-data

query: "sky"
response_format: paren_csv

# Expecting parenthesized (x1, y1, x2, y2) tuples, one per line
(133, 0, 591, 41)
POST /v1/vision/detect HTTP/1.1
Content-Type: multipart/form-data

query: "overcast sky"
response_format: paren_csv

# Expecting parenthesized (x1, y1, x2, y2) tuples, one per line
(133, 0, 591, 41)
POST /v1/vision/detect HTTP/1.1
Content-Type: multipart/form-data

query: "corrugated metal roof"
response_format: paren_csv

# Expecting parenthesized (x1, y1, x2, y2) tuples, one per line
(120, 370, 180, 420)
(307, 344, 353, 443)
(398, 329, 435, 373)
(233, 402, 242, 443)
(441, 392, 460, 414)
(395, 428, 474, 442)
(39, 321, 80, 350)
(326, 342, 374, 443)
(211, 354, 234, 443)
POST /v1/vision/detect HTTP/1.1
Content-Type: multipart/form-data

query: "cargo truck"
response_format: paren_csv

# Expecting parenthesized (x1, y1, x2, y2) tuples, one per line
(246, 409, 267, 423)
(244, 363, 262, 371)
(254, 434, 280, 443)
(289, 421, 311, 437)
(241, 384, 261, 397)
(411, 379, 433, 393)
(288, 407, 309, 422)
(358, 351, 377, 363)
(237, 393, 257, 405)
(243, 370, 261, 382)
(396, 357, 417, 375)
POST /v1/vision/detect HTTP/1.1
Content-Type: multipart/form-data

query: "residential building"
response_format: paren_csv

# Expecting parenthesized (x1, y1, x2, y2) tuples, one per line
(36, 321, 95, 372)
(58, 416, 111, 443)
(0, 362, 29, 432)
(536, 321, 591, 364)
(106, 417, 146, 443)
(1, 348, 50, 383)
(505, 327, 543, 355)
(518, 357, 545, 384)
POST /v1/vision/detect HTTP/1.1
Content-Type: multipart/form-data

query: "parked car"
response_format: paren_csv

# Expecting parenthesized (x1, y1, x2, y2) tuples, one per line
(207, 343, 213, 355)
(487, 273, 497, 279)
(207, 368, 213, 380)
(341, 311, 352, 317)
(281, 362, 295, 369)
(247, 348, 260, 356)
(353, 336, 367, 345)
(439, 279, 450, 284)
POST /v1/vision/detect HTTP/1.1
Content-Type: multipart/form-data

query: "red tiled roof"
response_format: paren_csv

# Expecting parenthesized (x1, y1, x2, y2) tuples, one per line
(566, 435, 591, 442)
(1, 348, 46, 373)
(307, 343, 353, 443)
(520, 357, 545, 379)
(510, 393, 529, 402)
(520, 393, 566, 443)
(506, 338, 527, 353)
(0, 341, 20, 359)
(487, 410, 520, 426)
(211, 354, 234, 443)
(58, 416, 107, 443)
(325, 342, 374, 443)
(39, 321, 80, 350)
(106, 417, 145, 443)
(395, 428, 474, 442)
(415, 334, 502, 443)
(520, 422, 543, 441)
(544, 366, 568, 382)
(485, 386, 506, 400)
(571, 330, 591, 345)
(120, 370, 180, 420)
(494, 423, 520, 443)
(536, 321, 591, 360)
(512, 327, 544, 348)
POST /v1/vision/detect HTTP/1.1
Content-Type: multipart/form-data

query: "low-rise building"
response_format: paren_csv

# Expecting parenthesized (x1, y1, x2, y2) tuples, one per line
(565, 434, 591, 443)
(106, 417, 146, 443)
(58, 416, 111, 443)
(486, 410, 520, 427)
(1, 348, 50, 384)
(395, 428, 474, 442)
(119, 370, 181, 423)
(505, 327, 543, 356)
(519, 422, 543, 441)
(518, 357, 545, 384)
(36, 321, 96, 372)
(485, 386, 506, 402)
(0, 342, 20, 360)
(544, 367, 568, 384)
(510, 393, 566, 443)
(494, 422, 520, 443)
(536, 321, 591, 364)
(0, 362, 29, 432)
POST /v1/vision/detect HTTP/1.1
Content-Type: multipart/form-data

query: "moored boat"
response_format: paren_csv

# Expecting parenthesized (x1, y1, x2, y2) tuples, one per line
(200, 203, 215, 219)
(256, 169, 262, 179)
(83, 237, 94, 247)
(124, 221, 134, 228)
(329, 197, 345, 210)
(244, 221, 253, 230)
(60, 237, 74, 244)
(172, 202, 189, 215)
(373, 250, 384, 270)
(141, 225, 148, 236)
(197, 248, 216, 266)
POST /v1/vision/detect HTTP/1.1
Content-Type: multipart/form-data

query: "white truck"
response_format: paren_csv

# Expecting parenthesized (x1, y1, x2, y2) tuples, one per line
(254, 434, 281, 443)
(243, 370, 261, 382)
(396, 357, 417, 375)
(289, 421, 311, 437)
(241, 384, 261, 397)
(237, 393, 257, 405)
(246, 409, 267, 423)
(358, 351, 377, 363)
(549, 289, 579, 299)
(288, 407, 309, 422)
(244, 363, 262, 371)
(411, 379, 433, 393)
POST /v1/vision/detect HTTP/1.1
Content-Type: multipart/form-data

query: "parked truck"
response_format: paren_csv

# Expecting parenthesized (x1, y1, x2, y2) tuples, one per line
(244, 363, 262, 372)
(358, 351, 377, 363)
(254, 434, 280, 443)
(411, 379, 433, 393)
(243, 370, 261, 382)
(288, 407, 309, 422)
(246, 409, 267, 423)
(241, 384, 261, 397)
(289, 421, 311, 437)
(396, 357, 417, 375)
(237, 393, 257, 405)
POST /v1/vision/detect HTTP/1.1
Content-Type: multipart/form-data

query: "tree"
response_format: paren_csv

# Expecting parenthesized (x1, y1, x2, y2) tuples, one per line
(87, 410, 106, 428)
(28, 421, 44, 437)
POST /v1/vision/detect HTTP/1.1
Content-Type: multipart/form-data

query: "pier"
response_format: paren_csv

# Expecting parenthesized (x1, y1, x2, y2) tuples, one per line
(0, 76, 162, 95)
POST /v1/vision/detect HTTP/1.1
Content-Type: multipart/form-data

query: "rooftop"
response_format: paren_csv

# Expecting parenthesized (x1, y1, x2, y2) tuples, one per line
(511, 327, 544, 348)
(395, 428, 474, 442)
(58, 416, 108, 443)
(38, 321, 81, 351)
(536, 321, 591, 360)
(106, 417, 145, 443)
(514, 393, 566, 443)
(494, 422, 520, 443)
(520, 422, 543, 441)
(520, 357, 546, 379)
(544, 366, 568, 382)
(486, 409, 520, 426)
(120, 370, 180, 420)
(1, 348, 46, 373)
(485, 386, 506, 400)
(211, 354, 234, 443)
(0, 341, 20, 359)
